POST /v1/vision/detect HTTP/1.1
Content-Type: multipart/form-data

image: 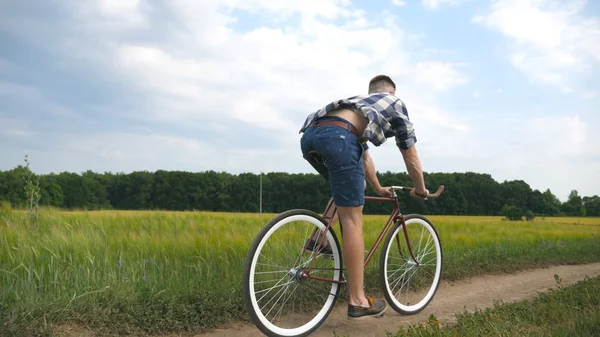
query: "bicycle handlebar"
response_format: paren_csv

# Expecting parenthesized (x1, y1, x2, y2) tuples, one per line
(390, 185, 444, 199)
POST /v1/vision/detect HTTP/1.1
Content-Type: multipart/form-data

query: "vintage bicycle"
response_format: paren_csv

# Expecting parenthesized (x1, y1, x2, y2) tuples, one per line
(242, 185, 445, 337)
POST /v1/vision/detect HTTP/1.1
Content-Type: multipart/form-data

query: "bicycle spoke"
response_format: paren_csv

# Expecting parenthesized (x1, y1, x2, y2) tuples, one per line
(395, 266, 419, 298)
(259, 253, 287, 272)
(254, 270, 288, 275)
(256, 262, 288, 271)
(274, 282, 301, 323)
(388, 264, 413, 292)
(256, 276, 291, 301)
(263, 279, 296, 319)
(254, 277, 288, 285)
(275, 235, 296, 262)
(295, 280, 333, 302)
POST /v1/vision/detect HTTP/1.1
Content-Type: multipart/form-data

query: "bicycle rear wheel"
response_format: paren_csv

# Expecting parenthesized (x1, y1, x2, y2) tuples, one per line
(243, 209, 343, 337)
(379, 214, 442, 315)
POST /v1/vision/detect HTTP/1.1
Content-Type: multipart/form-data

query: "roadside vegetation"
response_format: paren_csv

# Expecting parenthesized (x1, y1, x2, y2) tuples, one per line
(385, 275, 600, 337)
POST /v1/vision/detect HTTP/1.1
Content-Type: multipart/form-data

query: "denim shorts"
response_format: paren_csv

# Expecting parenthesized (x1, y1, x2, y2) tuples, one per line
(300, 116, 365, 207)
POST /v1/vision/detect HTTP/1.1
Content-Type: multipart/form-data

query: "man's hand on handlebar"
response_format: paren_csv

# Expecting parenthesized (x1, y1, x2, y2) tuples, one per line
(410, 188, 429, 199)
(376, 186, 394, 198)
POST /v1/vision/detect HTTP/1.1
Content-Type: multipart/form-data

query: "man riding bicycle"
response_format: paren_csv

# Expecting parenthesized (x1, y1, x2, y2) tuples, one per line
(299, 75, 429, 318)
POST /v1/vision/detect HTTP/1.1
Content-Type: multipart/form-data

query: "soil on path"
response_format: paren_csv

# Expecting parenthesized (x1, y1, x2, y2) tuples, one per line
(198, 263, 600, 337)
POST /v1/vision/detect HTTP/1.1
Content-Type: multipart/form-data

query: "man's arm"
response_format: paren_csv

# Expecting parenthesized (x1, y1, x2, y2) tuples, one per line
(391, 98, 428, 198)
(400, 145, 429, 197)
(363, 149, 392, 197)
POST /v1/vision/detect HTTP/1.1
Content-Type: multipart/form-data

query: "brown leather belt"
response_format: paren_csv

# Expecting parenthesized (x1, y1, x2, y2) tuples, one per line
(311, 120, 360, 137)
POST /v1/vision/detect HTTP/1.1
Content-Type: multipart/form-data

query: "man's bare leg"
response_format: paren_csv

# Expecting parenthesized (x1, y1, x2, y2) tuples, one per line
(306, 180, 366, 253)
(337, 204, 369, 307)
(314, 181, 365, 245)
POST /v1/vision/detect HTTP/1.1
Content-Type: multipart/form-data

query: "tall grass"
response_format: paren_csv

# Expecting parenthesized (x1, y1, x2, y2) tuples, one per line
(0, 209, 598, 336)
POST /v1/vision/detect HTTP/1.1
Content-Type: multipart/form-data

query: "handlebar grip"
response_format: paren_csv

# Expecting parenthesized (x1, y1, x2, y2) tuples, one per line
(428, 185, 444, 198)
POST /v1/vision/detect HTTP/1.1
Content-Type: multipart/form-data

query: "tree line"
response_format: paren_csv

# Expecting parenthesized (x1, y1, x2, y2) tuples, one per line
(0, 164, 598, 217)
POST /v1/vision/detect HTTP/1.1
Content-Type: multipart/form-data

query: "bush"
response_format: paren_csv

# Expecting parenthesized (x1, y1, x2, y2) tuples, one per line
(525, 210, 535, 221)
(502, 205, 523, 221)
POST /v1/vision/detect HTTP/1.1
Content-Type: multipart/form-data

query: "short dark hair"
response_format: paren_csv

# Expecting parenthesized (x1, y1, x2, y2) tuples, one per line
(368, 75, 396, 93)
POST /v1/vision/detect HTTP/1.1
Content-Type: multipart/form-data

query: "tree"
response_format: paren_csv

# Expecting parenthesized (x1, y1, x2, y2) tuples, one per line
(540, 189, 561, 216)
(109, 171, 154, 209)
(0, 166, 28, 207)
(562, 190, 584, 216)
(40, 173, 65, 207)
(583, 196, 600, 216)
(500, 180, 532, 212)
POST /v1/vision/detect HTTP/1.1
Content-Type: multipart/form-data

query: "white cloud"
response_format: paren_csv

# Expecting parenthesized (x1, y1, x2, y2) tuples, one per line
(529, 115, 588, 156)
(97, 0, 143, 21)
(422, 0, 472, 10)
(499, 113, 598, 200)
(474, 0, 600, 94)
(392, 0, 407, 6)
(408, 103, 470, 136)
(411, 61, 470, 91)
(65, 0, 150, 31)
(221, 0, 355, 20)
(104, 1, 471, 141)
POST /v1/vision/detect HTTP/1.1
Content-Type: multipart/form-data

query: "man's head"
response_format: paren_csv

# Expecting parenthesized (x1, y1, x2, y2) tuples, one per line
(368, 75, 396, 95)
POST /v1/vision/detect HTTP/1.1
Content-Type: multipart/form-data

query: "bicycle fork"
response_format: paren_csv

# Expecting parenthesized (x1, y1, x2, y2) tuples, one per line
(395, 217, 421, 266)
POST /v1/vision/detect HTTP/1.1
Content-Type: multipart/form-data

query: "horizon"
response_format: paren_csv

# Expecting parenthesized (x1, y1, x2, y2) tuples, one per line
(1, 0, 599, 203)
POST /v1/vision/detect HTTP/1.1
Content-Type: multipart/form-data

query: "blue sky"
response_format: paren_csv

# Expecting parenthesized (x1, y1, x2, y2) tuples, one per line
(1, 0, 599, 201)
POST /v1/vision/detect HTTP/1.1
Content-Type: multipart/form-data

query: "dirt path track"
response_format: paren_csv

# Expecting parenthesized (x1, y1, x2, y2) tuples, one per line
(200, 263, 600, 337)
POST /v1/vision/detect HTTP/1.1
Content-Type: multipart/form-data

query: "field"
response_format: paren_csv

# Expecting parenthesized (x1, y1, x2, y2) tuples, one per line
(1, 208, 599, 336)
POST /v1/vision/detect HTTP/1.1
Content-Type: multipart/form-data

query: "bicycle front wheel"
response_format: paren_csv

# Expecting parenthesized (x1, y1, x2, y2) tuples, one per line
(379, 214, 442, 315)
(243, 209, 343, 337)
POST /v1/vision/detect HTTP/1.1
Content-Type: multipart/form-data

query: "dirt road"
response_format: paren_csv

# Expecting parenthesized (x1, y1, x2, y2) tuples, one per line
(200, 263, 600, 337)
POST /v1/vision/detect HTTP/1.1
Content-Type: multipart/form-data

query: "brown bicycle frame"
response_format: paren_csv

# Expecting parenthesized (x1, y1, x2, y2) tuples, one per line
(302, 195, 420, 285)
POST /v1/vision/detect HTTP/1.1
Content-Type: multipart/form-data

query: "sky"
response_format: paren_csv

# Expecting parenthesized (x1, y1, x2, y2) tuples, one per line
(0, 0, 599, 202)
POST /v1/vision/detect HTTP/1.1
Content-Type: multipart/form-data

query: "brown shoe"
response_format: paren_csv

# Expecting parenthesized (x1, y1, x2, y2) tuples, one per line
(347, 296, 387, 319)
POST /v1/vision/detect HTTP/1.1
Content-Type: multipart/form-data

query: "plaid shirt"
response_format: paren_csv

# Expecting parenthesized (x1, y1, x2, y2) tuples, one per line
(299, 93, 417, 150)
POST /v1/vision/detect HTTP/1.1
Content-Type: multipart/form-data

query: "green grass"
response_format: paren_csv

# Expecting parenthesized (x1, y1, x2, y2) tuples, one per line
(0, 209, 599, 336)
(386, 275, 600, 337)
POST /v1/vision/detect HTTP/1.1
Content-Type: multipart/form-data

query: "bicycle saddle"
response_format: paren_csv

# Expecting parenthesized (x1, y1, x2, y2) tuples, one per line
(306, 150, 327, 165)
